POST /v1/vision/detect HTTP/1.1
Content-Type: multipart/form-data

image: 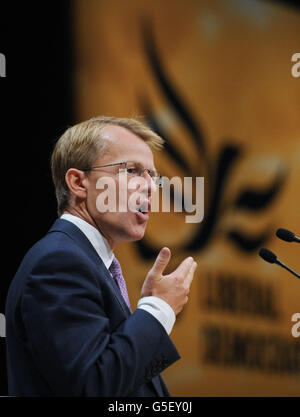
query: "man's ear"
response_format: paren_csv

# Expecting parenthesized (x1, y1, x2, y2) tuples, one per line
(65, 168, 88, 199)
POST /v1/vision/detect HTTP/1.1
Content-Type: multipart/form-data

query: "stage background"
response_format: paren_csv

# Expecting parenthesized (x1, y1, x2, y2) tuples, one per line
(0, 0, 299, 396)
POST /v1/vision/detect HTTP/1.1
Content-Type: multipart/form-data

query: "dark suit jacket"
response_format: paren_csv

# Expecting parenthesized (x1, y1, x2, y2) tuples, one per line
(5, 218, 180, 396)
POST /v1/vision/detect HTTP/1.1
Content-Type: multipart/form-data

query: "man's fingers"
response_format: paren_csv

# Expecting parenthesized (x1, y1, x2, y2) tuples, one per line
(185, 261, 197, 287)
(151, 247, 171, 276)
(172, 256, 194, 279)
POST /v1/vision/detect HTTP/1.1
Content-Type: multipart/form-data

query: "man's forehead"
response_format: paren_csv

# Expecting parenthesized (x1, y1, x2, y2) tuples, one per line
(101, 125, 155, 165)
(101, 124, 143, 145)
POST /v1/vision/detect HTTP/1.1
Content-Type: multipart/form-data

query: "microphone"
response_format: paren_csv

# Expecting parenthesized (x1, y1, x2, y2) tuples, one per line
(276, 228, 300, 243)
(259, 248, 300, 279)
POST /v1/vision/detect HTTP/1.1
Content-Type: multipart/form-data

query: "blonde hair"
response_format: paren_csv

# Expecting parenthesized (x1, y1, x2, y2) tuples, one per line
(51, 115, 164, 216)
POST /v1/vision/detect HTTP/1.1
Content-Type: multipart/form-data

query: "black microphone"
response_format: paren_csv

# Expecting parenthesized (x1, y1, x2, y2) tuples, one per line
(276, 228, 300, 243)
(259, 248, 300, 279)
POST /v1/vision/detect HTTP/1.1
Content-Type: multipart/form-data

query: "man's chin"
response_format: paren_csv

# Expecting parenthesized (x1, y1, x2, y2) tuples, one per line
(116, 212, 148, 242)
(130, 229, 146, 242)
(126, 224, 147, 242)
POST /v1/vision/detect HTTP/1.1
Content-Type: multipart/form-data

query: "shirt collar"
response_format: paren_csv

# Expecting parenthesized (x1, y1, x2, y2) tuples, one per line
(60, 213, 114, 269)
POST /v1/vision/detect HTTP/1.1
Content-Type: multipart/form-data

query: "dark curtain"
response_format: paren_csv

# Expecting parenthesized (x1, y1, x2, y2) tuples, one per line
(0, 1, 75, 395)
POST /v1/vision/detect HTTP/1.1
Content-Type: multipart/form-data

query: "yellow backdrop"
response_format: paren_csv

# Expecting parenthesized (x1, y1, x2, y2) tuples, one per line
(74, 0, 300, 396)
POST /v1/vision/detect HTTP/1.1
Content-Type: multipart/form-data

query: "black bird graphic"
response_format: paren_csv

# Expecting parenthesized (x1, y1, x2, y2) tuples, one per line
(136, 19, 287, 260)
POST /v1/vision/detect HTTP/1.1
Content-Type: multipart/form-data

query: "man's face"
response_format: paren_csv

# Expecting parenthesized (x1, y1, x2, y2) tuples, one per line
(84, 125, 157, 248)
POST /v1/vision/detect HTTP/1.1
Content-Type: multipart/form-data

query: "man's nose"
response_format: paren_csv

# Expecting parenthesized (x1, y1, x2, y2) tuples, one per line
(141, 170, 157, 197)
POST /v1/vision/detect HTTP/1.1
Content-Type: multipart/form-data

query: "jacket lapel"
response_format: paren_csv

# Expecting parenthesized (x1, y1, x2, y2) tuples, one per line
(104, 269, 132, 316)
(47, 218, 131, 318)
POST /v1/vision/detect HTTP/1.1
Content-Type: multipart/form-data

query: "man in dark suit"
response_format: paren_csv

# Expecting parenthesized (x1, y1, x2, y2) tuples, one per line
(5, 116, 197, 396)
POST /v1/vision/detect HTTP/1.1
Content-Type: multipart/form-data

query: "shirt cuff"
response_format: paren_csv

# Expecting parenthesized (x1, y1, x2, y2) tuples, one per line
(137, 296, 176, 335)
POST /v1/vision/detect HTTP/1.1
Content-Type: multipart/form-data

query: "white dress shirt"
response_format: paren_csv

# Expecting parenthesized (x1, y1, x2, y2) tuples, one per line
(60, 214, 175, 334)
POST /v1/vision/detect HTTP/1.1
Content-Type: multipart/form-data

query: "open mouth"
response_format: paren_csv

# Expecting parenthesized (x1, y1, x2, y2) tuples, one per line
(135, 200, 150, 221)
(137, 201, 150, 214)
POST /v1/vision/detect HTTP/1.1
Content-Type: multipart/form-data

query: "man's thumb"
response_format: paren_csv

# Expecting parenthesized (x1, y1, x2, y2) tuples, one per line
(151, 247, 171, 276)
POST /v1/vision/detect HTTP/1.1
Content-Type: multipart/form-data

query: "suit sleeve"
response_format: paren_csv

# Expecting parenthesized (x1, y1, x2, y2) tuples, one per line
(21, 247, 180, 396)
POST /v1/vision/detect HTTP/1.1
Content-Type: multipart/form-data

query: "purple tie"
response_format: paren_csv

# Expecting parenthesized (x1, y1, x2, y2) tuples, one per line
(109, 257, 132, 312)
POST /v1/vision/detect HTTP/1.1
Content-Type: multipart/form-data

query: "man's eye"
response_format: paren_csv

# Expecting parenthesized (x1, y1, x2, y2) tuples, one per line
(126, 168, 137, 174)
